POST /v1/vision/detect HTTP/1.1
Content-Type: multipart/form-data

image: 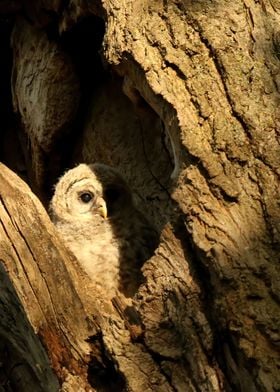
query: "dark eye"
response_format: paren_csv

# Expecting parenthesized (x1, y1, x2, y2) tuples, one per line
(79, 192, 94, 203)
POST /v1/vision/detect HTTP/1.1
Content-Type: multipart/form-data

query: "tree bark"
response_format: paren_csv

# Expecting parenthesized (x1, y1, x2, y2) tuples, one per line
(0, 1, 279, 391)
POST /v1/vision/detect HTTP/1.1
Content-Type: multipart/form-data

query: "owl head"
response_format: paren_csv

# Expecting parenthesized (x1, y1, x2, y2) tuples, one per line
(50, 163, 133, 224)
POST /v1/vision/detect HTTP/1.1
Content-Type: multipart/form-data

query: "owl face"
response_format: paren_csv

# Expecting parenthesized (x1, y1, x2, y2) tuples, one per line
(50, 163, 132, 224)
(64, 176, 108, 220)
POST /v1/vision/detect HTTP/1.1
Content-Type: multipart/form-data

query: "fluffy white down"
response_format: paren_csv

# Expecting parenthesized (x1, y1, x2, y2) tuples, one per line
(57, 220, 121, 294)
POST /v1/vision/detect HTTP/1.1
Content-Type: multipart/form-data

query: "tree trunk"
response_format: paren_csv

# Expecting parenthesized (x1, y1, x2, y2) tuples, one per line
(0, 1, 279, 391)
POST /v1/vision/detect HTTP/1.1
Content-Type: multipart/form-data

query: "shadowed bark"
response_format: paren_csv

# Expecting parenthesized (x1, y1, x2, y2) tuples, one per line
(0, 0, 279, 391)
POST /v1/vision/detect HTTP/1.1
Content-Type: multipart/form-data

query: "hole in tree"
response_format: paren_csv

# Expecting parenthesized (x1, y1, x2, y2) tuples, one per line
(0, 16, 26, 180)
(87, 333, 126, 392)
(59, 15, 106, 104)
(45, 15, 107, 197)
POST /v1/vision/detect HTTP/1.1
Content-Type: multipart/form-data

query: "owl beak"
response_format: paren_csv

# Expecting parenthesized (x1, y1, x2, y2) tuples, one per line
(97, 199, 107, 219)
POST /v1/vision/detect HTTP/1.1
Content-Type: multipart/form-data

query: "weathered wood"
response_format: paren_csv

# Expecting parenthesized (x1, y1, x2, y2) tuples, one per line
(0, 0, 279, 390)
(0, 263, 59, 392)
(0, 164, 222, 391)
(0, 163, 98, 389)
(11, 18, 80, 190)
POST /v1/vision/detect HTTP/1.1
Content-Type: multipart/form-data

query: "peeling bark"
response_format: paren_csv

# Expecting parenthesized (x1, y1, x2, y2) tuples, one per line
(11, 18, 80, 192)
(0, 0, 279, 391)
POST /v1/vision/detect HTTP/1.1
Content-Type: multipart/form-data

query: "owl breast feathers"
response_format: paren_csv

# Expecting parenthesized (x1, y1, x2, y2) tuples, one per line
(49, 163, 159, 297)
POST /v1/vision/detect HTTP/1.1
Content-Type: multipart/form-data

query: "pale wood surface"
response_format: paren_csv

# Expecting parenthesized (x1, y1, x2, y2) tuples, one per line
(0, 0, 279, 390)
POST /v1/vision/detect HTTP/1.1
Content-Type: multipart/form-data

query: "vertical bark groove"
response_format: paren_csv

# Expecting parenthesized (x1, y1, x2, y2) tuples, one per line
(0, 0, 279, 390)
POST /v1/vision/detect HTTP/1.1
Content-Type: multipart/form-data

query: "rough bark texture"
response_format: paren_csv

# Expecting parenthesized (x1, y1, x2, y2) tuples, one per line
(0, 0, 279, 391)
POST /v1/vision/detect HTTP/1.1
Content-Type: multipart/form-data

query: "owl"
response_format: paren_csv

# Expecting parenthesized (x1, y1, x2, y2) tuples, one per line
(49, 163, 159, 298)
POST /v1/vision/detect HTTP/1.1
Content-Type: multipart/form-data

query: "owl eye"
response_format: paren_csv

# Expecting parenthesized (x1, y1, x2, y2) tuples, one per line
(79, 192, 94, 203)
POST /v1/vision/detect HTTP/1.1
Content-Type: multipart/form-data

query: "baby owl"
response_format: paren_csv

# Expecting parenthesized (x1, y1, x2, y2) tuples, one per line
(50, 163, 159, 297)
